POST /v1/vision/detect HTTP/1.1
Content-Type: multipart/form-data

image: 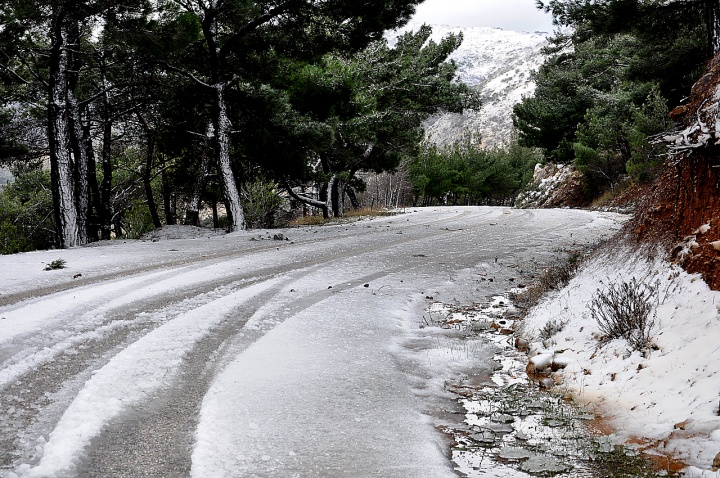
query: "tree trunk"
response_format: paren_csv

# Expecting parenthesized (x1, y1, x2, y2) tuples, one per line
(185, 125, 213, 226)
(66, 22, 89, 245)
(84, 121, 101, 241)
(346, 186, 361, 209)
(68, 90, 90, 245)
(48, 7, 80, 249)
(100, 103, 113, 240)
(161, 162, 176, 225)
(325, 174, 337, 218)
(99, 57, 113, 240)
(708, 0, 720, 55)
(332, 176, 346, 218)
(143, 136, 162, 228)
(214, 83, 245, 231)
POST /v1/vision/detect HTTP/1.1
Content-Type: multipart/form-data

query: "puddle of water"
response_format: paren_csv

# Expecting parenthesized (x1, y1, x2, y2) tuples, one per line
(424, 297, 682, 478)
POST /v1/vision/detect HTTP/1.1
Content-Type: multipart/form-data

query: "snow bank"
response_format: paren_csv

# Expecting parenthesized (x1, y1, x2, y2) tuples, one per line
(520, 247, 720, 474)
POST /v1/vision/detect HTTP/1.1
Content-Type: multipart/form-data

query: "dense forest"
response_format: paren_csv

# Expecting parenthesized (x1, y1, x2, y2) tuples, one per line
(514, 0, 720, 197)
(2, 0, 720, 253)
(0, 0, 485, 252)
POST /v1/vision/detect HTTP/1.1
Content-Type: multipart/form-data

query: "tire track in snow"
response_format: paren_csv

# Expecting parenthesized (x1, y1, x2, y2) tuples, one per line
(73, 267, 404, 478)
(14, 279, 283, 478)
(45, 236, 491, 477)
(0, 207, 487, 308)
(0, 208, 590, 476)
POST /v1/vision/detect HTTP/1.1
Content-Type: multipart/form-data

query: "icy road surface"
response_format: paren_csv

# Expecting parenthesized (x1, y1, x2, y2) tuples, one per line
(0, 207, 624, 477)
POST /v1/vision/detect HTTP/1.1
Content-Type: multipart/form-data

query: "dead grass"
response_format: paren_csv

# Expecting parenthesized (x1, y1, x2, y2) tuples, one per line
(514, 253, 583, 313)
(287, 207, 398, 226)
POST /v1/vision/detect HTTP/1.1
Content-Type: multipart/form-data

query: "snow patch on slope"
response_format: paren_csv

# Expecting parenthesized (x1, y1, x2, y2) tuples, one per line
(520, 248, 720, 474)
(390, 23, 547, 147)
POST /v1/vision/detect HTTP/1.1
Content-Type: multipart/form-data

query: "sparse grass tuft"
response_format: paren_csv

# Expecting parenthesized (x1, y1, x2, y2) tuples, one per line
(539, 318, 568, 342)
(44, 258, 67, 271)
(344, 207, 397, 218)
(288, 215, 329, 227)
(515, 253, 582, 311)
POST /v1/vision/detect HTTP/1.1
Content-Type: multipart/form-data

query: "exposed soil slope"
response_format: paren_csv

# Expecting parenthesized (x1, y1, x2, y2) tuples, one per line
(630, 54, 720, 290)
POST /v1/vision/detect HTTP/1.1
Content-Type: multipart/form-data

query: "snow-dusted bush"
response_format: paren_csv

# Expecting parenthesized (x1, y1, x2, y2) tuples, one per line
(241, 180, 288, 229)
(589, 277, 658, 351)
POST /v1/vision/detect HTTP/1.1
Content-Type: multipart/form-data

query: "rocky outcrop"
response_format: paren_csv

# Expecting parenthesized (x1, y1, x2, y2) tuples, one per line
(514, 163, 585, 209)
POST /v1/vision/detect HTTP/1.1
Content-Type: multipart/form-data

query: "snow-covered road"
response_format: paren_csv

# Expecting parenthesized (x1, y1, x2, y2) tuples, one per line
(0, 207, 624, 477)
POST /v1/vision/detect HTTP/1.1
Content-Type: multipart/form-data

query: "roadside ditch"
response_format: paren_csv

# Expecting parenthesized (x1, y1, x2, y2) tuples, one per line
(424, 274, 682, 477)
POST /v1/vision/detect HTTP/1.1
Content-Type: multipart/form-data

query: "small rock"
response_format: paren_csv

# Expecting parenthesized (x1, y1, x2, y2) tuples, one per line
(364, 284, 369, 288)
(497, 446, 534, 460)
(519, 454, 572, 474)
(515, 338, 529, 351)
(713, 451, 720, 469)
(490, 413, 515, 424)
(470, 430, 496, 445)
(273, 233, 284, 240)
(539, 377, 554, 389)
(73, 273, 82, 279)
(674, 419, 692, 430)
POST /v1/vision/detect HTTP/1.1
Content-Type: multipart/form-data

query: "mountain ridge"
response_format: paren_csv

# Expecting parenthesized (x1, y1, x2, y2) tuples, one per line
(391, 23, 548, 148)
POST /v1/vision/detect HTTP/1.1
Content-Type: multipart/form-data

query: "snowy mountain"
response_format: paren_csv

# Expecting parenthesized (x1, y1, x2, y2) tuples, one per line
(391, 24, 548, 148)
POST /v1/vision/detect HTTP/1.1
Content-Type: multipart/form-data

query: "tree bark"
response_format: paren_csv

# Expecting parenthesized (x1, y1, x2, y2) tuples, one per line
(214, 83, 245, 231)
(135, 112, 162, 229)
(66, 21, 89, 245)
(346, 186, 361, 209)
(84, 121, 101, 241)
(100, 101, 113, 240)
(99, 56, 113, 240)
(48, 6, 80, 249)
(68, 88, 90, 245)
(161, 161, 176, 225)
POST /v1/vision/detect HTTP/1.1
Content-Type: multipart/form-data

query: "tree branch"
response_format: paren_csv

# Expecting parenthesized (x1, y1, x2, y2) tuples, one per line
(160, 61, 213, 89)
(218, 0, 303, 60)
(282, 178, 327, 209)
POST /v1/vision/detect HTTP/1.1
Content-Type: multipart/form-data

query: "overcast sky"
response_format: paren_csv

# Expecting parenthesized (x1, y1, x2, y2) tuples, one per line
(411, 0, 555, 32)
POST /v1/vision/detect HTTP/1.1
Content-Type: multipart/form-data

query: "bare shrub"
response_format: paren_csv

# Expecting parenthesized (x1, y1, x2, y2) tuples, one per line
(515, 253, 582, 310)
(589, 277, 659, 351)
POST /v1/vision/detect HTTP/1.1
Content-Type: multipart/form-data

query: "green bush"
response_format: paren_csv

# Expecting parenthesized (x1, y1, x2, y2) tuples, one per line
(241, 180, 287, 229)
(0, 162, 54, 254)
(123, 200, 157, 239)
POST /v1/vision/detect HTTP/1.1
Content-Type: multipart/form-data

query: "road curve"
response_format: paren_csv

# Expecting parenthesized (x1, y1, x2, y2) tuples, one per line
(0, 207, 625, 477)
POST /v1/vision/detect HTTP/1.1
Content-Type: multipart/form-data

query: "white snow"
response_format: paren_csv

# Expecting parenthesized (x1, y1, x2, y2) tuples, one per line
(17, 280, 282, 477)
(0, 207, 667, 477)
(191, 292, 456, 478)
(520, 246, 720, 474)
(388, 23, 547, 147)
